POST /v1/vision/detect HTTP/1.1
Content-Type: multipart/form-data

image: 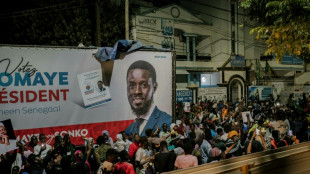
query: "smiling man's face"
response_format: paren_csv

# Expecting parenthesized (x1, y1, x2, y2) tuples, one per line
(0, 126, 7, 136)
(127, 69, 157, 116)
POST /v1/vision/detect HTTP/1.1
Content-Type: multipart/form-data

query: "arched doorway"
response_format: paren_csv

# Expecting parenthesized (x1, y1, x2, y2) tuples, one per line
(228, 75, 246, 103)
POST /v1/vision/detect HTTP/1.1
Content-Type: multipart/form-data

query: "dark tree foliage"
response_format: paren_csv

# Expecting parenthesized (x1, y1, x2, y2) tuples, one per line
(241, 0, 310, 62)
(99, 0, 125, 47)
(0, 0, 124, 47)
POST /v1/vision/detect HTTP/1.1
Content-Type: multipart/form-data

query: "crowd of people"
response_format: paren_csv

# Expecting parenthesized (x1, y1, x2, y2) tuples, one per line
(1, 94, 309, 174)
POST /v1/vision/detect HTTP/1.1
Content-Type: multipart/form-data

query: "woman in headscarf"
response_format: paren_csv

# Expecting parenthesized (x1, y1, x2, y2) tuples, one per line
(114, 134, 126, 152)
(102, 130, 114, 148)
(71, 140, 92, 174)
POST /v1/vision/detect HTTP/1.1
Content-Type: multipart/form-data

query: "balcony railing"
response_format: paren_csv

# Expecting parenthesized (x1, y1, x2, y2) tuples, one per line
(167, 141, 310, 174)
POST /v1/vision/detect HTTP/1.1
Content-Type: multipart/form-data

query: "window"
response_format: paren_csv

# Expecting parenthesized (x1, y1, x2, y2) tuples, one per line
(176, 74, 188, 83)
(200, 72, 220, 87)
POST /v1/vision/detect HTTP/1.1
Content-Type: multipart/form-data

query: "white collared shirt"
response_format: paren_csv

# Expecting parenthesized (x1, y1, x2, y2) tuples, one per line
(138, 103, 155, 135)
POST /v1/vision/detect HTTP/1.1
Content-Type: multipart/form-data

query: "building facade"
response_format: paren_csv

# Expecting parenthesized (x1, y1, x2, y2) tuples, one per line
(130, 0, 309, 104)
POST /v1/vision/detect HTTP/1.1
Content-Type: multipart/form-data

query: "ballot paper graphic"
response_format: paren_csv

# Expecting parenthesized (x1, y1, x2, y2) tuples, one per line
(77, 69, 112, 108)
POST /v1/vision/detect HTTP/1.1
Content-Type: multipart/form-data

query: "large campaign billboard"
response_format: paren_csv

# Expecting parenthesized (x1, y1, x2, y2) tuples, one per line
(0, 46, 173, 146)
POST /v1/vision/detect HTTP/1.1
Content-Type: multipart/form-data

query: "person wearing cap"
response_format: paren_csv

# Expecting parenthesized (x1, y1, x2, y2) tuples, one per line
(227, 130, 238, 139)
(0, 121, 18, 154)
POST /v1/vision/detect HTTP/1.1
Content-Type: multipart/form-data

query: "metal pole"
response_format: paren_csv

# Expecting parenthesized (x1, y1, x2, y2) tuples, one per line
(125, 0, 129, 40)
(186, 36, 190, 61)
(236, 2, 239, 55)
(193, 36, 196, 61)
(193, 88, 197, 104)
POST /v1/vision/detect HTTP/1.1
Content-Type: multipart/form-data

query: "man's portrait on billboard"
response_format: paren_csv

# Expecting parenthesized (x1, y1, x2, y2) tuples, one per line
(0, 120, 18, 154)
(125, 60, 171, 136)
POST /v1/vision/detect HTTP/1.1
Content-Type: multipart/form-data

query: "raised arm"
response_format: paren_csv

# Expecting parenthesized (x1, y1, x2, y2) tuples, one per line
(225, 142, 236, 154)
(154, 126, 160, 136)
(247, 131, 256, 154)
(260, 134, 268, 151)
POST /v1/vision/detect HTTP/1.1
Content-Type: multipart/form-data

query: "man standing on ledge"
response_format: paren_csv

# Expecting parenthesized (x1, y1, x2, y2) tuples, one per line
(125, 60, 172, 136)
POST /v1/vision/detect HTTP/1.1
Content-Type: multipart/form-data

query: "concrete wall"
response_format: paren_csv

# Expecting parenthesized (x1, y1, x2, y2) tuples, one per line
(181, 0, 232, 60)
(223, 71, 246, 83)
(295, 72, 310, 85)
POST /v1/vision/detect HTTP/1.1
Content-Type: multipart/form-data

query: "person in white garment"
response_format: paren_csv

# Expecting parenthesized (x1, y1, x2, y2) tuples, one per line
(34, 134, 52, 159)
